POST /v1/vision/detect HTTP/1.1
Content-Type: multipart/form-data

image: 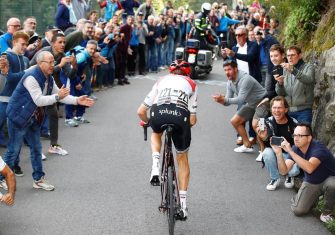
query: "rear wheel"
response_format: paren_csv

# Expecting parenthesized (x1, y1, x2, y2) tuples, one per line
(190, 67, 198, 80)
(167, 166, 175, 235)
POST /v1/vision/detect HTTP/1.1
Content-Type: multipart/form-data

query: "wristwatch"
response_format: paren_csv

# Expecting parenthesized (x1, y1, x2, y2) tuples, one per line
(55, 94, 60, 102)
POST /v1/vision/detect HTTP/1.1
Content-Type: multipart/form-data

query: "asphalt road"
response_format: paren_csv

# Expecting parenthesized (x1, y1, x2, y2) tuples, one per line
(0, 60, 330, 235)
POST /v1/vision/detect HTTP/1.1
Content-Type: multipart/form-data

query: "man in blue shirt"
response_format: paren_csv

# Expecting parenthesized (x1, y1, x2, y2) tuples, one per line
(274, 123, 335, 223)
(0, 18, 21, 54)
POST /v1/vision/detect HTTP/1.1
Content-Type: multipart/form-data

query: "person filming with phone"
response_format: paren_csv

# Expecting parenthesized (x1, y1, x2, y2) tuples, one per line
(272, 123, 335, 223)
(274, 45, 315, 124)
(256, 96, 300, 191)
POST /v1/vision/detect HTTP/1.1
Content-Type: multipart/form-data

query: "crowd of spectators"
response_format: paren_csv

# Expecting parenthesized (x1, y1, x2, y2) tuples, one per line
(0, 0, 333, 224)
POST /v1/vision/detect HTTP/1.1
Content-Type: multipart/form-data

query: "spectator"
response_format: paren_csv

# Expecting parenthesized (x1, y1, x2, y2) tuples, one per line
(136, 0, 155, 21)
(65, 20, 94, 51)
(217, 8, 241, 44)
(127, 20, 139, 76)
(256, 96, 300, 190)
(65, 40, 97, 125)
(212, 60, 268, 153)
(248, 30, 255, 42)
(55, 0, 77, 32)
(275, 46, 315, 123)
(269, 18, 280, 36)
(41, 25, 62, 48)
(136, 12, 148, 75)
(145, 15, 158, 73)
(23, 16, 42, 59)
(121, 0, 140, 23)
(274, 123, 335, 223)
(114, 15, 132, 85)
(30, 33, 77, 153)
(72, 0, 90, 20)
(87, 10, 99, 25)
(0, 51, 94, 191)
(0, 31, 30, 175)
(98, 0, 122, 22)
(0, 18, 21, 54)
(0, 156, 15, 205)
(254, 26, 279, 87)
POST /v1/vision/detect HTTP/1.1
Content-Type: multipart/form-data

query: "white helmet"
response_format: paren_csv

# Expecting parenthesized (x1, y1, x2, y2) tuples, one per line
(201, 2, 211, 13)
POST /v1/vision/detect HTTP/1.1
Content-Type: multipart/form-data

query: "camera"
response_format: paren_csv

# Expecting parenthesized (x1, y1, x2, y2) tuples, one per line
(1, 52, 7, 57)
(272, 65, 283, 76)
(271, 136, 284, 146)
(259, 118, 265, 131)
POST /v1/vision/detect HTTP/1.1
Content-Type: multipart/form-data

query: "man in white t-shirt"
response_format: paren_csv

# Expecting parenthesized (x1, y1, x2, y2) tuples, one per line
(0, 156, 15, 205)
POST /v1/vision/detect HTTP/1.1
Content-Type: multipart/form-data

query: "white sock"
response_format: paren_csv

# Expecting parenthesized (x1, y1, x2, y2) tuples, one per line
(152, 152, 160, 168)
(179, 190, 187, 209)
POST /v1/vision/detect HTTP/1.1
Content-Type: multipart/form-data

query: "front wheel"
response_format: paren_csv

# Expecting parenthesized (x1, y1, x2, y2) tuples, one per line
(167, 166, 175, 235)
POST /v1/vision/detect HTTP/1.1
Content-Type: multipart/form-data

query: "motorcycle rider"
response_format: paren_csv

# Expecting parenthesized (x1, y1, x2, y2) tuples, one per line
(194, 2, 216, 51)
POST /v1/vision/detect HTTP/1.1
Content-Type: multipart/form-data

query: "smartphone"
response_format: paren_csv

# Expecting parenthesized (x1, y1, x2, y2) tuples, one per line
(221, 40, 227, 49)
(70, 49, 76, 55)
(271, 136, 284, 146)
(259, 118, 265, 131)
(272, 65, 283, 76)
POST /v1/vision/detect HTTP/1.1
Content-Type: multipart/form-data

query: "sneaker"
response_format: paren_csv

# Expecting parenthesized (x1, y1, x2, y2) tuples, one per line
(176, 207, 188, 221)
(266, 178, 280, 191)
(256, 151, 263, 162)
(284, 176, 294, 188)
(249, 137, 256, 145)
(65, 119, 79, 127)
(234, 145, 254, 153)
(320, 213, 334, 223)
(42, 153, 47, 161)
(236, 136, 243, 145)
(123, 80, 130, 85)
(74, 116, 90, 124)
(13, 165, 24, 177)
(48, 145, 68, 156)
(33, 177, 55, 191)
(0, 180, 8, 190)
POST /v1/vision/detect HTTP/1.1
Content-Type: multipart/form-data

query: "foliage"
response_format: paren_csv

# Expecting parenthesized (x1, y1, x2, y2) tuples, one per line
(315, 197, 335, 234)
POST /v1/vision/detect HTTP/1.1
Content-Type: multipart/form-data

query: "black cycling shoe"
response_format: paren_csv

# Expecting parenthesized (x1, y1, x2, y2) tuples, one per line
(150, 175, 160, 186)
(175, 208, 188, 221)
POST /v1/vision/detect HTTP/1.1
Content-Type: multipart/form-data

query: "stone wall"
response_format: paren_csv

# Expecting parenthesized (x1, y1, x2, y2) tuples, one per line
(312, 45, 335, 154)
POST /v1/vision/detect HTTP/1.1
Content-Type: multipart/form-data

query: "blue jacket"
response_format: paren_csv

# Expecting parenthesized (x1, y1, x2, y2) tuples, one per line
(6, 66, 54, 128)
(0, 49, 29, 97)
(55, 3, 73, 31)
(0, 32, 12, 53)
(231, 41, 262, 83)
(121, 0, 140, 16)
(217, 16, 240, 33)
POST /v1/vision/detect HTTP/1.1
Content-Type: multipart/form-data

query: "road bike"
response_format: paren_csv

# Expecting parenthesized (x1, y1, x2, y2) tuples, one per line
(141, 122, 184, 235)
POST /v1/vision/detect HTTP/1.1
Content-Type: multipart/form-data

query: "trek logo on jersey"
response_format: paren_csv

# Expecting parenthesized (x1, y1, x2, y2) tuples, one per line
(159, 108, 182, 116)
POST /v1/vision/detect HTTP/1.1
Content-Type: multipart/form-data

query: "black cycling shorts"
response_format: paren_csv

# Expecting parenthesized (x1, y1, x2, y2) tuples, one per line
(150, 104, 191, 153)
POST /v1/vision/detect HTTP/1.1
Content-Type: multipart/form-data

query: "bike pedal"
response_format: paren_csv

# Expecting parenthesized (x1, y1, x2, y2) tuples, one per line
(175, 209, 188, 221)
(150, 175, 160, 186)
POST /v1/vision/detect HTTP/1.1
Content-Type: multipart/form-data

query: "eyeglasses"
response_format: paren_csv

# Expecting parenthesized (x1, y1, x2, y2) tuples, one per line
(9, 25, 21, 28)
(41, 60, 55, 65)
(235, 33, 245, 37)
(292, 134, 310, 138)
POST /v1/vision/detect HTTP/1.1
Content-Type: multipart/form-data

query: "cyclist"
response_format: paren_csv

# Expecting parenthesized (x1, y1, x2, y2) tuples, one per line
(137, 60, 198, 219)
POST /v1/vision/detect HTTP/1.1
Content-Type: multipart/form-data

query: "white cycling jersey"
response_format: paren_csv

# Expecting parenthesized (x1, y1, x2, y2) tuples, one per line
(0, 156, 6, 172)
(143, 74, 198, 114)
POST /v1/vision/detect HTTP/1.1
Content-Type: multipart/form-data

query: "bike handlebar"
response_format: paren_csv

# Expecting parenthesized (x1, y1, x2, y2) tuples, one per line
(139, 120, 149, 141)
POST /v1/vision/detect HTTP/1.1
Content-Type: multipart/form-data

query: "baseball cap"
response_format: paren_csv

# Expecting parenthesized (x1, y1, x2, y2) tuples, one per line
(46, 25, 60, 32)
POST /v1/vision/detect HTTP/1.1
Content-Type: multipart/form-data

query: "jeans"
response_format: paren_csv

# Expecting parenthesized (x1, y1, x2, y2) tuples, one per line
(0, 102, 8, 146)
(166, 38, 174, 65)
(263, 147, 300, 180)
(260, 65, 270, 88)
(40, 114, 49, 135)
(288, 109, 312, 124)
(146, 43, 157, 71)
(0, 118, 44, 181)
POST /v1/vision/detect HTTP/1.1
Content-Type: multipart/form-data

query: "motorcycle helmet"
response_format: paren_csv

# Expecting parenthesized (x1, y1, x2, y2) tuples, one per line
(201, 2, 211, 15)
(169, 60, 191, 76)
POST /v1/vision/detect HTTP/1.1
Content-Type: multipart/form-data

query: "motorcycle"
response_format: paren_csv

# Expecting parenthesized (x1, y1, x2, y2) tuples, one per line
(175, 28, 217, 80)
